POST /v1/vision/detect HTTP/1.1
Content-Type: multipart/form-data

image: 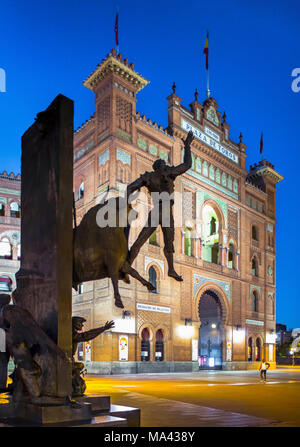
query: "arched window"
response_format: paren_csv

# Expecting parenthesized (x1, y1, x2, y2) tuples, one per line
(78, 182, 84, 200)
(228, 244, 235, 269)
(10, 202, 20, 218)
(0, 238, 12, 259)
(252, 290, 259, 312)
(202, 204, 220, 265)
(0, 203, 5, 216)
(252, 225, 258, 241)
(252, 257, 258, 277)
(155, 329, 164, 361)
(255, 338, 261, 361)
(141, 328, 150, 361)
(248, 337, 253, 361)
(149, 266, 157, 293)
(210, 217, 216, 235)
(184, 228, 192, 256)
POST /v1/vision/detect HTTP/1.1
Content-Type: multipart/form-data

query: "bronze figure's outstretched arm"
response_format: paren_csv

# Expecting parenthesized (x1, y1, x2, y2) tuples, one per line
(169, 130, 194, 178)
(73, 320, 115, 343)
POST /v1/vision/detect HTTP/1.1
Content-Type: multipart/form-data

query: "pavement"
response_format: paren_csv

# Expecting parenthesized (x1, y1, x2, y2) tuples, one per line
(84, 367, 300, 427)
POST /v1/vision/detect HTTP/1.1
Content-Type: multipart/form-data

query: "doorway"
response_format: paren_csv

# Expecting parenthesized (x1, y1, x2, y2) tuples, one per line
(198, 290, 223, 369)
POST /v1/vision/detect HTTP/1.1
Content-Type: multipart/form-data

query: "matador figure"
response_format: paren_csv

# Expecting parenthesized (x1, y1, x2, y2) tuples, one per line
(127, 130, 194, 281)
(72, 316, 114, 396)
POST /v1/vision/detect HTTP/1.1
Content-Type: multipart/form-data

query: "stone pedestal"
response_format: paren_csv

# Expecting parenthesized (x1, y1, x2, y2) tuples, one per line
(74, 394, 110, 412)
(14, 94, 74, 398)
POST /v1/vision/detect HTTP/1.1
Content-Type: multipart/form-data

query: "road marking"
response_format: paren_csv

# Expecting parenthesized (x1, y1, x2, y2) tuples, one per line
(172, 380, 300, 388)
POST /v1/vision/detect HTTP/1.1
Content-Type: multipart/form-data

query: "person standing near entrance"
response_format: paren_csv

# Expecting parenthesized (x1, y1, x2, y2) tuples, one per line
(259, 359, 270, 382)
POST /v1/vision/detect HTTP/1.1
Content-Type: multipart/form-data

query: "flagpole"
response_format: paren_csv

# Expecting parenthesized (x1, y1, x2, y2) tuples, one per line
(115, 6, 119, 55)
(206, 66, 210, 99)
(205, 30, 210, 98)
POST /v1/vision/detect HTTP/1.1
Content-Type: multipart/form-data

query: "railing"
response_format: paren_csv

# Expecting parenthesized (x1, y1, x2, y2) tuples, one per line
(0, 216, 21, 226)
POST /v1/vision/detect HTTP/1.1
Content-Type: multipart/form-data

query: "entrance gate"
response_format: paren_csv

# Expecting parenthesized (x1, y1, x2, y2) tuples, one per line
(198, 290, 223, 369)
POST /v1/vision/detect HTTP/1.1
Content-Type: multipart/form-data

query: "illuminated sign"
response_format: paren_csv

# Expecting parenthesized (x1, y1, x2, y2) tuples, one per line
(246, 319, 264, 326)
(181, 118, 239, 164)
(112, 318, 136, 334)
(266, 333, 276, 344)
(137, 303, 170, 313)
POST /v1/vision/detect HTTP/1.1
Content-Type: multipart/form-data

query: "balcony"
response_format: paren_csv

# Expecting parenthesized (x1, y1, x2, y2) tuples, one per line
(0, 216, 21, 227)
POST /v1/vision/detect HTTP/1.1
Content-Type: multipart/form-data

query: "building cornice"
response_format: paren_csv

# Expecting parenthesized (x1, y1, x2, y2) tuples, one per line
(83, 54, 150, 93)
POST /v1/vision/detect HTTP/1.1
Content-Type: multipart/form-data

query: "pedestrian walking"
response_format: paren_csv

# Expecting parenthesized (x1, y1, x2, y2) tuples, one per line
(259, 359, 270, 382)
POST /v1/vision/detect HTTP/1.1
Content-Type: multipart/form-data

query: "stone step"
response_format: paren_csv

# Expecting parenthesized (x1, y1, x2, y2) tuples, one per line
(97, 404, 140, 427)
(74, 394, 110, 412)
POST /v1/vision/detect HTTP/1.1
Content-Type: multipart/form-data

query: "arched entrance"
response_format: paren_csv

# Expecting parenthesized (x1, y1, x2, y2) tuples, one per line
(198, 290, 224, 369)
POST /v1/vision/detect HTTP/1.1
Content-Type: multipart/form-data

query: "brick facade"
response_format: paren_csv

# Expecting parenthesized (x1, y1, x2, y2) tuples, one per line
(72, 49, 282, 371)
(0, 171, 21, 293)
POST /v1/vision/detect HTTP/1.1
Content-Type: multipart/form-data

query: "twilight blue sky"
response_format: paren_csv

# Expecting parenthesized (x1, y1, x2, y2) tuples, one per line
(0, 0, 299, 328)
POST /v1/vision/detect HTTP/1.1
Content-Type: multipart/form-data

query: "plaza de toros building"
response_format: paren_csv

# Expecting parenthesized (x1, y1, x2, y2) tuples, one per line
(72, 49, 283, 373)
(0, 171, 21, 295)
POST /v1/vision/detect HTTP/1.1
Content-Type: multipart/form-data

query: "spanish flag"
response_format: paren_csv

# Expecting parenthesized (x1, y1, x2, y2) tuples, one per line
(203, 32, 209, 70)
(115, 9, 119, 47)
(260, 132, 263, 154)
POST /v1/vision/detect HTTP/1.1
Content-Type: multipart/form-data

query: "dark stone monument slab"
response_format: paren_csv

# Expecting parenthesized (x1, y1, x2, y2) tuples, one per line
(13, 94, 74, 398)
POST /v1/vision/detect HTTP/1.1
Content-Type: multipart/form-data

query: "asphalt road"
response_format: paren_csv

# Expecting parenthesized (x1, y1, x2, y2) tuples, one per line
(85, 366, 300, 427)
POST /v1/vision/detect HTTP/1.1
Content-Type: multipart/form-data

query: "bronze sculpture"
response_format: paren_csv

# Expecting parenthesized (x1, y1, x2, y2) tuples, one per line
(127, 130, 194, 281)
(73, 131, 194, 309)
(72, 316, 114, 396)
(0, 293, 70, 402)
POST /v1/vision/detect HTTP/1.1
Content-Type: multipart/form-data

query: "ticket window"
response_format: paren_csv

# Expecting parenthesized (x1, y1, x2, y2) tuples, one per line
(155, 329, 164, 361)
(141, 328, 150, 361)
(255, 338, 261, 361)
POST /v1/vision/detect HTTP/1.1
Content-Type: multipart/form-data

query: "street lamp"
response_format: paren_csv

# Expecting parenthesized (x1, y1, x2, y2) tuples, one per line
(290, 348, 295, 367)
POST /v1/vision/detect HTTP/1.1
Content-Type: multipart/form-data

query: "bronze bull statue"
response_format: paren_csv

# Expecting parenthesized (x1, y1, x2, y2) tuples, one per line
(73, 193, 155, 308)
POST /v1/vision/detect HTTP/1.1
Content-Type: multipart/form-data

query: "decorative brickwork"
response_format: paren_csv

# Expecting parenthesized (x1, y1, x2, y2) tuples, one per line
(137, 309, 171, 333)
(228, 208, 238, 244)
(116, 96, 132, 134)
(97, 96, 110, 134)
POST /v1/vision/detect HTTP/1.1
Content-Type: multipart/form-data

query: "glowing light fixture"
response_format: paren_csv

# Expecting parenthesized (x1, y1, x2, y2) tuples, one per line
(233, 327, 245, 343)
(208, 357, 215, 367)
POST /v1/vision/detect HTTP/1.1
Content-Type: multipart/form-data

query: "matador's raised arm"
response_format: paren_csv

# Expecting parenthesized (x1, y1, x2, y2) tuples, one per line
(169, 130, 194, 178)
